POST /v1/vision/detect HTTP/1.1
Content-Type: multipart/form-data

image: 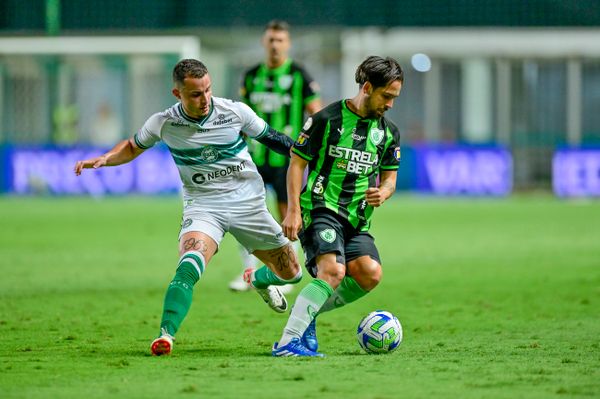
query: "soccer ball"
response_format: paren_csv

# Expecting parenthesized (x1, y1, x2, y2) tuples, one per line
(356, 310, 403, 354)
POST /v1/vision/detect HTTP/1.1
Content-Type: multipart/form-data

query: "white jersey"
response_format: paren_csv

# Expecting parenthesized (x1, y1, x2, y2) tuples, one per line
(134, 97, 268, 206)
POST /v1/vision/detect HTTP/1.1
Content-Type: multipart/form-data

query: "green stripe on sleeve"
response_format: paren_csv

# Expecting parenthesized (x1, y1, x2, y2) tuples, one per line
(291, 147, 312, 161)
(133, 133, 152, 149)
(254, 123, 270, 140)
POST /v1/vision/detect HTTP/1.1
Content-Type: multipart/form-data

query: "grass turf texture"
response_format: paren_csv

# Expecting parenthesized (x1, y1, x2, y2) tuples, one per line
(0, 195, 599, 399)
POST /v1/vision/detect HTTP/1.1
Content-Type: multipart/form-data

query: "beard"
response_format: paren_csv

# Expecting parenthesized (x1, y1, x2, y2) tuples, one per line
(364, 98, 388, 119)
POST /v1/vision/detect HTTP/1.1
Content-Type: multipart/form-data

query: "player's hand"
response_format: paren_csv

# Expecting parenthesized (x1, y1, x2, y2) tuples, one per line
(365, 187, 386, 207)
(282, 209, 302, 241)
(74, 156, 108, 176)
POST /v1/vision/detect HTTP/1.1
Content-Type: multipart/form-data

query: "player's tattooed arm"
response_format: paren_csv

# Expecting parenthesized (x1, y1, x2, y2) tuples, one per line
(380, 180, 396, 195)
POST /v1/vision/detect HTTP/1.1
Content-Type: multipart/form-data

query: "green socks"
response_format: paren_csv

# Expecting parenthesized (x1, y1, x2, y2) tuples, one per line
(249, 265, 302, 289)
(159, 252, 205, 337)
(318, 276, 368, 314)
(279, 279, 334, 346)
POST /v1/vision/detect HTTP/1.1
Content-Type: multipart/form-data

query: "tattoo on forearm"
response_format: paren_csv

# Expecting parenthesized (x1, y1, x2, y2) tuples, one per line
(183, 238, 208, 253)
(381, 181, 395, 195)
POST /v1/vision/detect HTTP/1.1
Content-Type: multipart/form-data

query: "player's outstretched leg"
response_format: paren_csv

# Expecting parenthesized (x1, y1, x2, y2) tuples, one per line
(243, 268, 290, 313)
(151, 251, 205, 355)
(274, 279, 333, 356)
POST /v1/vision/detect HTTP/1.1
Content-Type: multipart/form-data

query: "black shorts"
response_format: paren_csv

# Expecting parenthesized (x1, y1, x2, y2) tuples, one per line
(257, 164, 288, 202)
(299, 209, 381, 278)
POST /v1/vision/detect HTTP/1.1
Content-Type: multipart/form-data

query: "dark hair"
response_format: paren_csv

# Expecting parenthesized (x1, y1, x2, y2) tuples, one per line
(173, 59, 209, 86)
(355, 56, 404, 89)
(264, 19, 290, 32)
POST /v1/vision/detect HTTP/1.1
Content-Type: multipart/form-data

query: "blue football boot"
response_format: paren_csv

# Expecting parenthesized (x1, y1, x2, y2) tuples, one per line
(272, 337, 324, 357)
(301, 318, 318, 352)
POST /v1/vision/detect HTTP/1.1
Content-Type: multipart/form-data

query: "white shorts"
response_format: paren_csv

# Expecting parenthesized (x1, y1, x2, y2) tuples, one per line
(178, 200, 289, 253)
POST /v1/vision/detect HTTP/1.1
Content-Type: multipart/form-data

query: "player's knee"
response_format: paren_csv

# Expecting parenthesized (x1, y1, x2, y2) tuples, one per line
(317, 261, 346, 288)
(354, 262, 382, 291)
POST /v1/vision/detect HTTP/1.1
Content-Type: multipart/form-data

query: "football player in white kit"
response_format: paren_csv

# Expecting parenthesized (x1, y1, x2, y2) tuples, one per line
(74, 59, 303, 356)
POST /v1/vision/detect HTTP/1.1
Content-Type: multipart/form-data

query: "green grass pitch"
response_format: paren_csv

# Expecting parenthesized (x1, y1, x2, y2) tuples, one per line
(0, 195, 599, 398)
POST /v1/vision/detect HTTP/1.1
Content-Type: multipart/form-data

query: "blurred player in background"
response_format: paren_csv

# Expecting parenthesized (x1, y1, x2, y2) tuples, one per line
(273, 56, 404, 356)
(230, 19, 322, 292)
(74, 59, 304, 356)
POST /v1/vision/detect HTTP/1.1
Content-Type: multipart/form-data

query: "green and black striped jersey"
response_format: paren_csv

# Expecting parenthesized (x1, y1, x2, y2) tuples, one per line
(241, 59, 320, 167)
(292, 100, 401, 232)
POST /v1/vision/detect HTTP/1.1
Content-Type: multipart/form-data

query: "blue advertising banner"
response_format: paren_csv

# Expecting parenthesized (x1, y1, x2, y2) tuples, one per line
(2, 145, 180, 195)
(553, 148, 600, 197)
(0, 144, 513, 196)
(413, 145, 513, 196)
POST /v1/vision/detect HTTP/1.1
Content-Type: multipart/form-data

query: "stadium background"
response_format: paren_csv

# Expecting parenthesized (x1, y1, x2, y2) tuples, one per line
(1, 3, 599, 399)
(1, 1, 600, 195)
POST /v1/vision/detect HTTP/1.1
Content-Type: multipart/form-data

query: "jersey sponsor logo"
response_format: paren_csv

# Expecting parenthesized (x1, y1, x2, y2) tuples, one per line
(249, 92, 291, 113)
(197, 128, 210, 133)
(171, 120, 191, 128)
(313, 175, 325, 195)
(319, 228, 337, 243)
(350, 128, 366, 141)
(370, 128, 385, 145)
(328, 145, 379, 175)
(181, 218, 193, 229)
(191, 161, 247, 184)
(212, 117, 233, 126)
(339, 127, 366, 142)
(253, 77, 272, 88)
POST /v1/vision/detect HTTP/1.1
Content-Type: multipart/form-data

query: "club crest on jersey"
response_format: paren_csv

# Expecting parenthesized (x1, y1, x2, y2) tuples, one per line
(278, 75, 293, 90)
(201, 146, 219, 162)
(369, 128, 385, 145)
(319, 229, 336, 243)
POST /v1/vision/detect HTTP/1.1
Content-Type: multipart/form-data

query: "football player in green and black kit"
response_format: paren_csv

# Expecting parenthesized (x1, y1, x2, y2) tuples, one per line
(272, 56, 403, 357)
(230, 20, 322, 292)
